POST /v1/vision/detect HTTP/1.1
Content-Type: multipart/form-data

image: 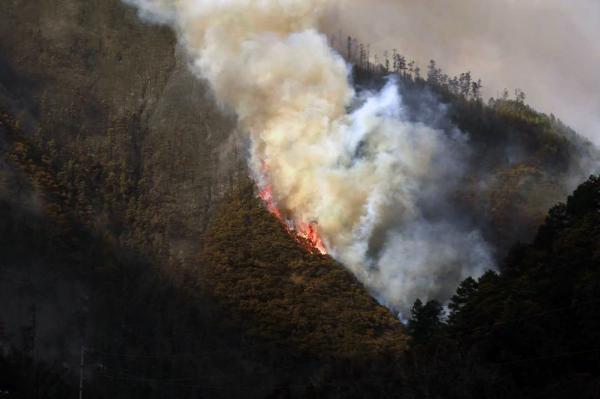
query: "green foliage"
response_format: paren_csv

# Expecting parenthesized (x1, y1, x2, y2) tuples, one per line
(447, 276, 479, 326)
(406, 299, 444, 346)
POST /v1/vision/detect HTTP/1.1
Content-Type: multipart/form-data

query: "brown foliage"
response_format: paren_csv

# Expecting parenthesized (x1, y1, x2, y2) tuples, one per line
(198, 183, 408, 358)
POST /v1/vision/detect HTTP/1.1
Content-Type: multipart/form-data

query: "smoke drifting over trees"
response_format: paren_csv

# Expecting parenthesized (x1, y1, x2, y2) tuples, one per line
(324, 0, 600, 145)
(2, 0, 600, 396)
(124, 0, 498, 314)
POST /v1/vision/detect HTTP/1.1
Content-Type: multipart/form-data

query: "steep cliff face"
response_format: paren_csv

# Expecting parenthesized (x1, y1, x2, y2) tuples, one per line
(0, 0, 238, 263)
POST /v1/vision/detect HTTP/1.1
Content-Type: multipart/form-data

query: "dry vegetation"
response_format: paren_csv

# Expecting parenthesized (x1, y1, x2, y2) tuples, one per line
(198, 183, 407, 357)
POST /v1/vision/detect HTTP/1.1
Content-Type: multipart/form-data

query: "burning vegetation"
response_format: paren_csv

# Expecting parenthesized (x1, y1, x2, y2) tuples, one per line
(259, 184, 327, 255)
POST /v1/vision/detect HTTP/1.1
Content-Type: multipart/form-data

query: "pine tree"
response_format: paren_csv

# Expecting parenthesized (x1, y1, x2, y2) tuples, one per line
(407, 299, 444, 345)
(447, 277, 479, 323)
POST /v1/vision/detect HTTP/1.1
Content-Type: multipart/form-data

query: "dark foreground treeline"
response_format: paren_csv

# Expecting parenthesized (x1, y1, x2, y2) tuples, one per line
(403, 174, 600, 398)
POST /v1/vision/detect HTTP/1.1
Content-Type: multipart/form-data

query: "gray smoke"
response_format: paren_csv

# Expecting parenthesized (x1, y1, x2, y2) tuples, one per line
(324, 0, 600, 145)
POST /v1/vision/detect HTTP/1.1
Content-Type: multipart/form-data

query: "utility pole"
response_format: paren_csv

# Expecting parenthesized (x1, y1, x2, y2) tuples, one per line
(79, 343, 85, 399)
(30, 304, 38, 399)
(31, 304, 36, 355)
(78, 296, 89, 399)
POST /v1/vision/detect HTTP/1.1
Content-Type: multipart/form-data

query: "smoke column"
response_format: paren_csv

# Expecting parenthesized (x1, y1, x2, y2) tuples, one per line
(125, 0, 493, 314)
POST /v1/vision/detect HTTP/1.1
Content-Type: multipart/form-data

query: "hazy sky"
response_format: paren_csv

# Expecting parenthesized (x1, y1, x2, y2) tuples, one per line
(325, 0, 600, 144)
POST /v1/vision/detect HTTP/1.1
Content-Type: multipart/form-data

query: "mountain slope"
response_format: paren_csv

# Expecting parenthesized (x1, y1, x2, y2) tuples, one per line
(1, 2, 599, 398)
(0, 0, 238, 266)
(198, 183, 407, 356)
(0, 111, 406, 398)
(352, 62, 599, 256)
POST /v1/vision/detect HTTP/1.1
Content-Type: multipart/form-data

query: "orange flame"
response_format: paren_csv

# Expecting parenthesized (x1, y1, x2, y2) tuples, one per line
(296, 220, 328, 255)
(258, 184, 282, 219)
(258, 184, 327, 255)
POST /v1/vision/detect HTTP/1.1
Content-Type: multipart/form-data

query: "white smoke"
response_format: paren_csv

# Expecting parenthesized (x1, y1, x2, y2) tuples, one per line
(124, 0, 493, 314)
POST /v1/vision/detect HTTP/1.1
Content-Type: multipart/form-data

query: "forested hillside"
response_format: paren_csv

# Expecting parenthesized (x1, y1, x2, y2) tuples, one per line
(1, 1, 599, 398)
(0, 111, 406, 398)
(340, 35, 599, 254)
(0, 0, 239, 267)
(198, 183, 406, 356)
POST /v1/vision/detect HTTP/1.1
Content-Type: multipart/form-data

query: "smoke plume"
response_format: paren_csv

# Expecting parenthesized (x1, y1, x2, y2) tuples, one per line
(324, 0, 600, 145)
(124, 0, 493, 314)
